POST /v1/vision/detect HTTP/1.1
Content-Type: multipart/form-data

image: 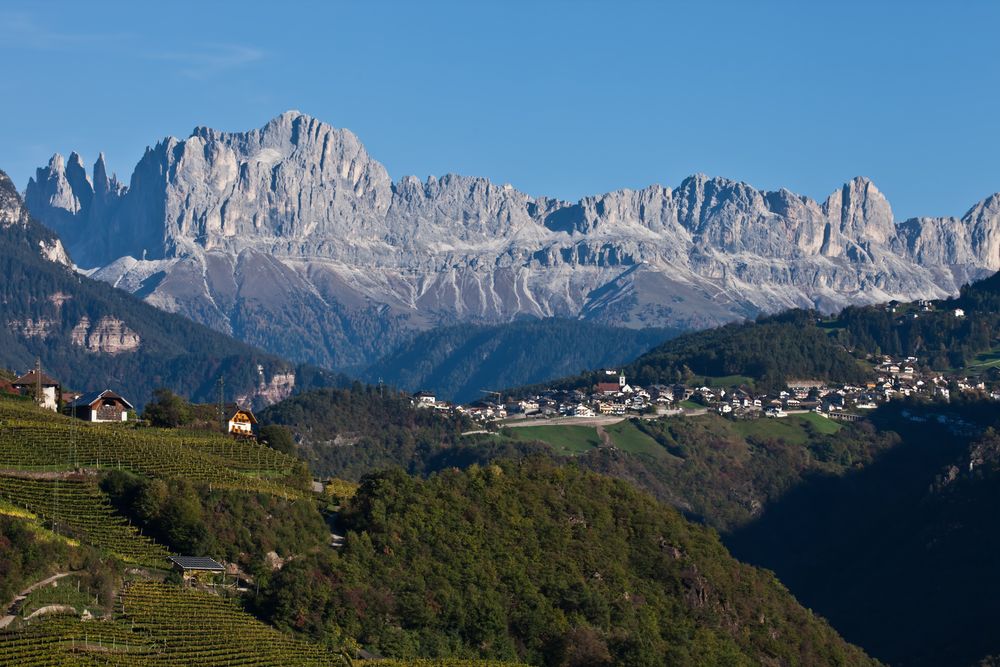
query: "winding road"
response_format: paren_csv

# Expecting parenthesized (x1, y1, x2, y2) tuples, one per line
(0, 571, 74, 629)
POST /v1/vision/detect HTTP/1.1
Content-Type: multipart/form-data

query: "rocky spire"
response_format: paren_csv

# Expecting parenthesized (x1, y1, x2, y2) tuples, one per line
(93, 152, 110, 196)
(65, 152, 93, 210)
(823, 177, 894, 247)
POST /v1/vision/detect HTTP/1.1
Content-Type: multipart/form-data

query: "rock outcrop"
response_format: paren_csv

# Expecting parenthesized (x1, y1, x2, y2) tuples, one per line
(23, 111, 1000, 369)
(8, 318, 55, 340)
(69, 316, 141, 354)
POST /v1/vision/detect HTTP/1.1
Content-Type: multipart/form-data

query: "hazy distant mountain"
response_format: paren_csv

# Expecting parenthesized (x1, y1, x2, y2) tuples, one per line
(361, 318, 678, 403)
(24, 111, 1000, 369)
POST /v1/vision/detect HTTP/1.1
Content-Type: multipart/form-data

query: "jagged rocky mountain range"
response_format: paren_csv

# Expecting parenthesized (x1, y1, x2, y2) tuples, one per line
(23, 110, 1000, 369)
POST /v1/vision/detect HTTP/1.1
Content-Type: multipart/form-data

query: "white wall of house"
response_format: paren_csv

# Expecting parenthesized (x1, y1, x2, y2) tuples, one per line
(40, 386, 58, 412)
(229, 419, 253, 434)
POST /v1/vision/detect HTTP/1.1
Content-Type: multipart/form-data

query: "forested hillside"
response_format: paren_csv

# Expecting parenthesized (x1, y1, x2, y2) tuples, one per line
(574, 414, 898, 532)
(728, 399, 1000, 667)
(510, 270, 1000, 398)
(834, 272, 1000, 370)
(257, 459, 877, 666)
(259, 386, 551, 479)
(516, 310, 870, 395)
(362, 319, 676, 403)
(256, 382, 1000, 665)
(0, 170, 344, 408)
(256, 387, 894, 532)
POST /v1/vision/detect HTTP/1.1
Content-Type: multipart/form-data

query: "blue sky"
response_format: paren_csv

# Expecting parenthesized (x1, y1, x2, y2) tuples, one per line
(2, 0, 998, 220)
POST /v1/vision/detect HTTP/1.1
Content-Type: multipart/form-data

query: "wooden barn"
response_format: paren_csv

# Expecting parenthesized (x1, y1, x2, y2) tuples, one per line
(68, 390, 134, 423)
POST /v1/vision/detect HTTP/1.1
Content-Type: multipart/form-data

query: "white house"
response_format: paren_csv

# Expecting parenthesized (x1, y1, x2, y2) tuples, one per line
(414, 391, 437, 407)
(228, 406, 258, 435)
(12, 369, 61, 412)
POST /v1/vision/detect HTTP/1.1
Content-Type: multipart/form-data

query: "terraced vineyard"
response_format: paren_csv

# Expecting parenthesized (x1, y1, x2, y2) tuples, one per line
(0, 474, 171, 565)
(0, 616, 155, 665)
(0, 581, 332, 666)
(118, 581, 336, 665)
(163, 430, 302, 475)
(0, 579, 528, 666)
(0, 400, 304, 499)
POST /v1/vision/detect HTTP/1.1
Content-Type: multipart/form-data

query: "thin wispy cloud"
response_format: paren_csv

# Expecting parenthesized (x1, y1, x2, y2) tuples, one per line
(146, 44, 265, 79)
(0, 11, 264, 79)
(0, 11, 128, 50)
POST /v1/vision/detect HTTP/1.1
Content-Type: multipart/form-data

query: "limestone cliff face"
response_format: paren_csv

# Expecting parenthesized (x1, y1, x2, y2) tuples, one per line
(236, 371, 296, 408)
(70, 316, 141, 354)
(23, 111, 1000, 369)
(0, 171, 33, 228)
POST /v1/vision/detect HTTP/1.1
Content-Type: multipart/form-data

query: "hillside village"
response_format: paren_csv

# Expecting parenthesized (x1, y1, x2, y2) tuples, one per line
(414, 355, 1000, 426)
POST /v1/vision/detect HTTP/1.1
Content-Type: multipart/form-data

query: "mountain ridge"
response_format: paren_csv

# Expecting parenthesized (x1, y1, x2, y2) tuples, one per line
(23, 110, 1000, 369)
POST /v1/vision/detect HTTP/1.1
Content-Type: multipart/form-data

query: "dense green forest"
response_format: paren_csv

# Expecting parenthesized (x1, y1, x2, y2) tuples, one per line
(100, 470, 328, 565)
(258, 384, 1000, 665)
(626, 310, 871, 389)
(259, 386, 550, 480)
(0, 171, 346, 408)
(361, 319, 676, 403)
(256, 459, 877, 666)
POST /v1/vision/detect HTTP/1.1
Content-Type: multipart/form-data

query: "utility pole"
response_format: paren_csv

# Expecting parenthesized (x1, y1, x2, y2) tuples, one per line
(34, 357, 42, 406)
(217, 376, 225, 434)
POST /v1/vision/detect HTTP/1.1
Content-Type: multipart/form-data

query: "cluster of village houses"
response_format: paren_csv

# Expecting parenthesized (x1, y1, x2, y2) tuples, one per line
(888, 299, 965, 320)
(2, 365, 259, 436)
(414, 356, 1000, 424)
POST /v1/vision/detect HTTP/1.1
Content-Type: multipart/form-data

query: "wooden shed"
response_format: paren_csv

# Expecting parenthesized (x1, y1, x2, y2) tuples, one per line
(169, 556, 226, 580)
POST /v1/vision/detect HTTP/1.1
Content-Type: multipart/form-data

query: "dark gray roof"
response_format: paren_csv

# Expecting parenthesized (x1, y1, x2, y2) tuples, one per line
(12, 370, 60, 387)
(169, 556, 225, 571)
(68, 389, 134, 410)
